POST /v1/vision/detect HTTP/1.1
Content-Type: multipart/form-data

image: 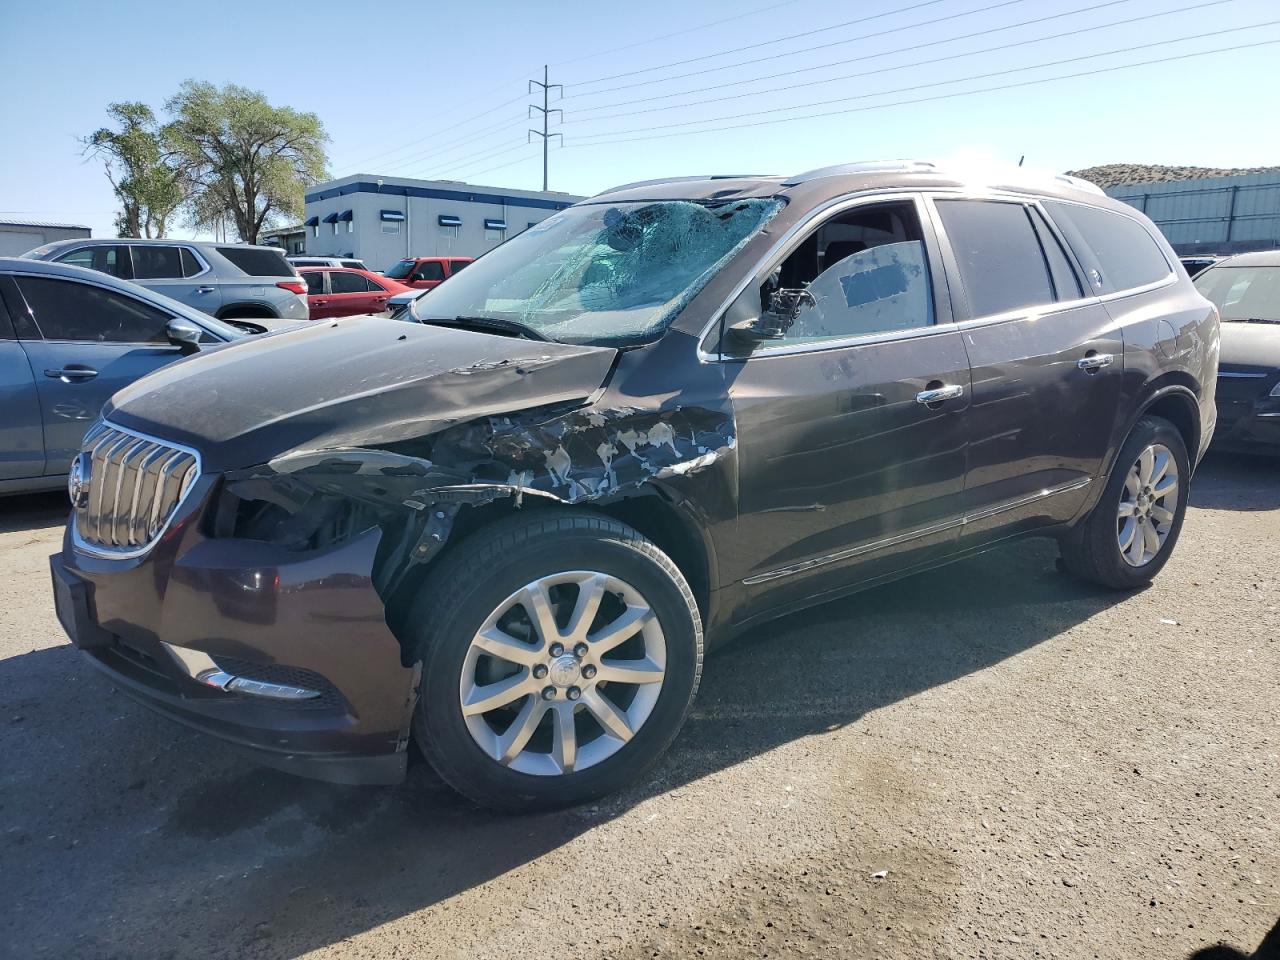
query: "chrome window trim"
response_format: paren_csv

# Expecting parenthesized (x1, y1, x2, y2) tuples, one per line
(742, 476, 1091, 585)
(71, 420, 203, 561)
(696, 185, 1177, 362)
(1217, 371, 1269, 379)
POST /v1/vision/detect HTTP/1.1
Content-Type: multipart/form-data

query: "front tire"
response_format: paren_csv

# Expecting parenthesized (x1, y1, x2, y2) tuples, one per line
(406, 510, 703, 813)
(1059, 416, 1190, 589)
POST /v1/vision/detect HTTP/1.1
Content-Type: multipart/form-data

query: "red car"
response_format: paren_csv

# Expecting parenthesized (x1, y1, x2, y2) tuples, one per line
(382, 256, 474, 290)
(298, 267, 413, 320)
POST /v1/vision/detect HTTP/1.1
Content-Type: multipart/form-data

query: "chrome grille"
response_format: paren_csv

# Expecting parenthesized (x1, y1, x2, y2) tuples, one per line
(74, 422, 200, 555)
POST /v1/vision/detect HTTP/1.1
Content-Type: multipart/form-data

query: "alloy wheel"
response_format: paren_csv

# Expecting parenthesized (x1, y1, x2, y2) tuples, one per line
(458, 571, 667, 776)
(1116, 442, 1179, 567)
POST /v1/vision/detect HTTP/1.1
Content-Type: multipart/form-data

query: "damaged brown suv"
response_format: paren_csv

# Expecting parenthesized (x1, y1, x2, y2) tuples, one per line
(51, 161, 1218, 811)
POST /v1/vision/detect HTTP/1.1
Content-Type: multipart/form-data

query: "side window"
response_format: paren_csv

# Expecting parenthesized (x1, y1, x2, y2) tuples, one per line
(180, 248, 204, 278)
(1028, 207, 1083, 301)
(130, 246, 185, 280)
(303, 272, 325, 295)
(13, 276, 171, 343)
(449, 260, 470, 275)
(935, 200, 1056, 317)
(1043, 201, 1172, 292)
(55, 245, 132, 279)
(330, 271, 373, 294)
(412, 261, 446, 282)
(762, 200, 936, 345)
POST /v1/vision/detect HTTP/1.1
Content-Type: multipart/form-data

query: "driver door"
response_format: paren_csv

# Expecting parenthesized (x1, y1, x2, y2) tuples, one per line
(721, 196, 972, 618)
(0, 273, 187, 471)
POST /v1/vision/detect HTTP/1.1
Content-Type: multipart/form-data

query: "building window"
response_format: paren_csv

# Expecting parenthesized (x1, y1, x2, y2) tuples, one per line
(338, 209, 354, 234)
(484, 217, 507, 243)
(382, 221, 400, 235)
(380, 209, 405, 236)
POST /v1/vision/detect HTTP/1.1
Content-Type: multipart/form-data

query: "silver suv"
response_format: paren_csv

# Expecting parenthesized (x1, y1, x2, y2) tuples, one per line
(22, 239, 309, 328)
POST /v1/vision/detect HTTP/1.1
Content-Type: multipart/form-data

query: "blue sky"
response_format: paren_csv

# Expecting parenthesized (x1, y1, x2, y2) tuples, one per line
(2, 0, 1278, 240)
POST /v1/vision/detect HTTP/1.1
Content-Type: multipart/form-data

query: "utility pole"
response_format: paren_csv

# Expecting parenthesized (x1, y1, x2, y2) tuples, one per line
(528, 65, 563, 192)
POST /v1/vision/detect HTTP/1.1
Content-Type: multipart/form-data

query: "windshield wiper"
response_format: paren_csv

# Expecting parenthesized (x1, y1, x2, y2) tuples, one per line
(419, 315, 549, 341)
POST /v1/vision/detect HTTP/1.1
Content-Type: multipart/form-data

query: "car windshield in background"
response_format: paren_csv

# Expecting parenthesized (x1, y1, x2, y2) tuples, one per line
(384, 260, 416, 280)
(1195, 266, 1280, 322)
(408, 198, 783, 346)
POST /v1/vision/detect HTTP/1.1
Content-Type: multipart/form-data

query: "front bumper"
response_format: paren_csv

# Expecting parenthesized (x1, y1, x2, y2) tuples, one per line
(51, 485, 418, 785)
(1211, 396, 1280, 454)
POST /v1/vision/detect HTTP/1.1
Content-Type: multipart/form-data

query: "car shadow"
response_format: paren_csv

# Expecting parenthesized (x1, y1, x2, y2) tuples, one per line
(1191, 453, 1280, 511)
(0, 490, 66, 535)
(3, 535, 1129, 959)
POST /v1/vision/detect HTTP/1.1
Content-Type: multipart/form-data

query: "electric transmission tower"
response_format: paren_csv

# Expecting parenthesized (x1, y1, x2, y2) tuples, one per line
(528, 65, 563, 191)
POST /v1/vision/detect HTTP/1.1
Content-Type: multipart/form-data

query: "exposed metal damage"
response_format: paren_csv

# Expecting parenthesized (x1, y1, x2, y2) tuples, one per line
(219, 399, 735, 596)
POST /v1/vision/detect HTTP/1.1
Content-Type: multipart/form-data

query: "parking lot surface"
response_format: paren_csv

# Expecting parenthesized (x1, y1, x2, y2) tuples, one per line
(1, 455, 1276, 960)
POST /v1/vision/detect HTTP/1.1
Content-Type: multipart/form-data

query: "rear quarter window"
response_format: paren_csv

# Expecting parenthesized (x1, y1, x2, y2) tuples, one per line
(1043, 202, 1172, 292)
(216, 247, 294, 277)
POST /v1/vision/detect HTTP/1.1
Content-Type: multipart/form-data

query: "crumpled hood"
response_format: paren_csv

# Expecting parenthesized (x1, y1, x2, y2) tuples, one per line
(105, 317, 618, 472)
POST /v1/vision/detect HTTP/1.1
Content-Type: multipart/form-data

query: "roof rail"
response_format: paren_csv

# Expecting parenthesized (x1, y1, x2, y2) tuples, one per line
(594, 174, 776, 196)
(1051, 173, 1106, 195)
(783, 160, 937, 186)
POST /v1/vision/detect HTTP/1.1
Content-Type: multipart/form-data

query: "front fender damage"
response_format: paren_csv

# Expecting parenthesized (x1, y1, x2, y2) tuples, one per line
(220, 401, 735, 599)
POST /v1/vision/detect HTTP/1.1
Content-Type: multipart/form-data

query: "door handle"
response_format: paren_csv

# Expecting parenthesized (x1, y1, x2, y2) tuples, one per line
(194, 286, 216, 294)
(312, 299, 327, 306)
(916, 384, 964, 405)
(45, 366, 98, 382)
(1077, 353, 1114, 372)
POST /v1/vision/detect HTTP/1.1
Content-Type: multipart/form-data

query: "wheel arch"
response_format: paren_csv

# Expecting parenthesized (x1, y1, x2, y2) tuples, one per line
(1128, 375, 1201, 471)
(217, 301, 279, 320)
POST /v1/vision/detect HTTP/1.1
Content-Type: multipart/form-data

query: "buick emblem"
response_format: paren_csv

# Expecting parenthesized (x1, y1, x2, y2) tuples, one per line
(67, 454, 91, 509)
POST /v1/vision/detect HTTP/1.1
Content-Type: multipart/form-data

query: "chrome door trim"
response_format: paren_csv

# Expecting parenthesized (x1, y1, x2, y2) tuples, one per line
(1218, 371, 1268, 379)
(741, 476, 1092, 585)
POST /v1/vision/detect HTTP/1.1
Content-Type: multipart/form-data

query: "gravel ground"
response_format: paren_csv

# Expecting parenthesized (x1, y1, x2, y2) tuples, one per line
(1, 454, 1276, 960)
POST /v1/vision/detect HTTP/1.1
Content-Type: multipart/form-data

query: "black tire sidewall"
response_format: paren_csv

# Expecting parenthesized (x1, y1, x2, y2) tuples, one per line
(415, 524, 700, 811)
(1090, 417, 1191, 588)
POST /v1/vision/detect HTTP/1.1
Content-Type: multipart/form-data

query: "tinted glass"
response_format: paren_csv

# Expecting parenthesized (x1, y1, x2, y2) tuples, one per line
(180, 247, 203, 278)
(1194, 266, 1280, 322)
(449, 260, 470, 274)
(131, 245, 185, 279)
(330, 271, 373, 294)
(216, 246, 293, 277)
(291, 259, 326, 266)
(935, 200, 1055, 317)
(14, 276, 171, 343)
(1043, 201, 1171, 291)
(56, 245, 131, 279)
(384, 259, 415, 279)
(340, 260, 365, 269)
(303, 272, 324, 295)
(1028, 207, 1082, 300)
(412, 261, 446, 282)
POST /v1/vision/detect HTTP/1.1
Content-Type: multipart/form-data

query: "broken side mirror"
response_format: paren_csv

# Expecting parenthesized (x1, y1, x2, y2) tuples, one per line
(727, 287, 815, 345)
(166, 318, 203, 354)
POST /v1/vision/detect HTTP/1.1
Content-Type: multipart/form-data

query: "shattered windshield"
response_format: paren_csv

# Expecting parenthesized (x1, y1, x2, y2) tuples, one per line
(408, 198, 782, 345)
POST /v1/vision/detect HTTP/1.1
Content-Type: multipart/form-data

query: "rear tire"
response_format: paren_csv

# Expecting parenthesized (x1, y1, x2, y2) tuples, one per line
(405, 510, 703, 813)
(1059, 416, 1190, 590)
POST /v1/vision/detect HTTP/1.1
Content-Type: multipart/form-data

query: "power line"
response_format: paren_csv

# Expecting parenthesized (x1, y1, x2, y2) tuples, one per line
(569, 0, 991, 88)
(450, 144, 543, 183)
(409, 138, 530, 181)
(568, 21, 1280, 143)
(550, 0, 804, 69)
(560, 36, 1280, 150)
(370, 111, 527, 178)
(564, 0, 1235, 125)
(566, 0, 1231, 116)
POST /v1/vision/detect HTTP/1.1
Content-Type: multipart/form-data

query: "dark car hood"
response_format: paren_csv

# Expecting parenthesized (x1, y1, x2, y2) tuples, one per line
(1219, 321, 1280, 370)
(106, 318, 618, 471)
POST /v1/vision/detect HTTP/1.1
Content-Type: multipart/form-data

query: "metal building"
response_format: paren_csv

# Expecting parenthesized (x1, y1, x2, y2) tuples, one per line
(1106, 171, 1280, 255)
(302, 175, 583, 271)
(0, 218, 90, 257)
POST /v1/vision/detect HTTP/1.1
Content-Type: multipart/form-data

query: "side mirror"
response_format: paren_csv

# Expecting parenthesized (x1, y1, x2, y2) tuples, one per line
(166, 318, 204, 354)
(728, 288, 815, 344)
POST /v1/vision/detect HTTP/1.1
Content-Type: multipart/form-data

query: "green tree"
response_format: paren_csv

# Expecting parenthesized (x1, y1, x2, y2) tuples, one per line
(83, 102, 185, 238)
(163, 80, 328, 244)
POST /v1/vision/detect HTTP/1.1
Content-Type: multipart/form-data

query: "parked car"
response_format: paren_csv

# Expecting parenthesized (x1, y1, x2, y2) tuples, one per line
(50, 161, 1217, 811)
(382, 255, 473, 290)
(23, 239, 309, 330)
(298, 267, 413, 319)
(0, 257, 243, 495)
(289, 255, 368, 271)
(1193, 250, 1280, 453)
(1180, 255, 1221, 278)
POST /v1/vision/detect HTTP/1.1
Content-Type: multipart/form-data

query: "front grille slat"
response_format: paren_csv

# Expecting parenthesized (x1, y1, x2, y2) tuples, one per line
(74, 423, 200, 556)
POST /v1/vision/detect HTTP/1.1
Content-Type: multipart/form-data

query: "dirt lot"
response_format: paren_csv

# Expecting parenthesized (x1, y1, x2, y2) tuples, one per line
(1, 454, 1276, 960)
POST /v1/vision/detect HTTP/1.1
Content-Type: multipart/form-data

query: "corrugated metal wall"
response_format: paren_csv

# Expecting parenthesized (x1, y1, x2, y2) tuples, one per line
(1106, 172, 1280, 255)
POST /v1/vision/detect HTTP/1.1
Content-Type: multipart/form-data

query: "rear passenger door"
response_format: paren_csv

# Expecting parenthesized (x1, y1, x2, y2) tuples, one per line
(129, 244, 222, 315)
(927, 195, 1123, 543)
(327, 270, 383, 317)
(0, 287, 44, 481)
(1, 274, 188, 471)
